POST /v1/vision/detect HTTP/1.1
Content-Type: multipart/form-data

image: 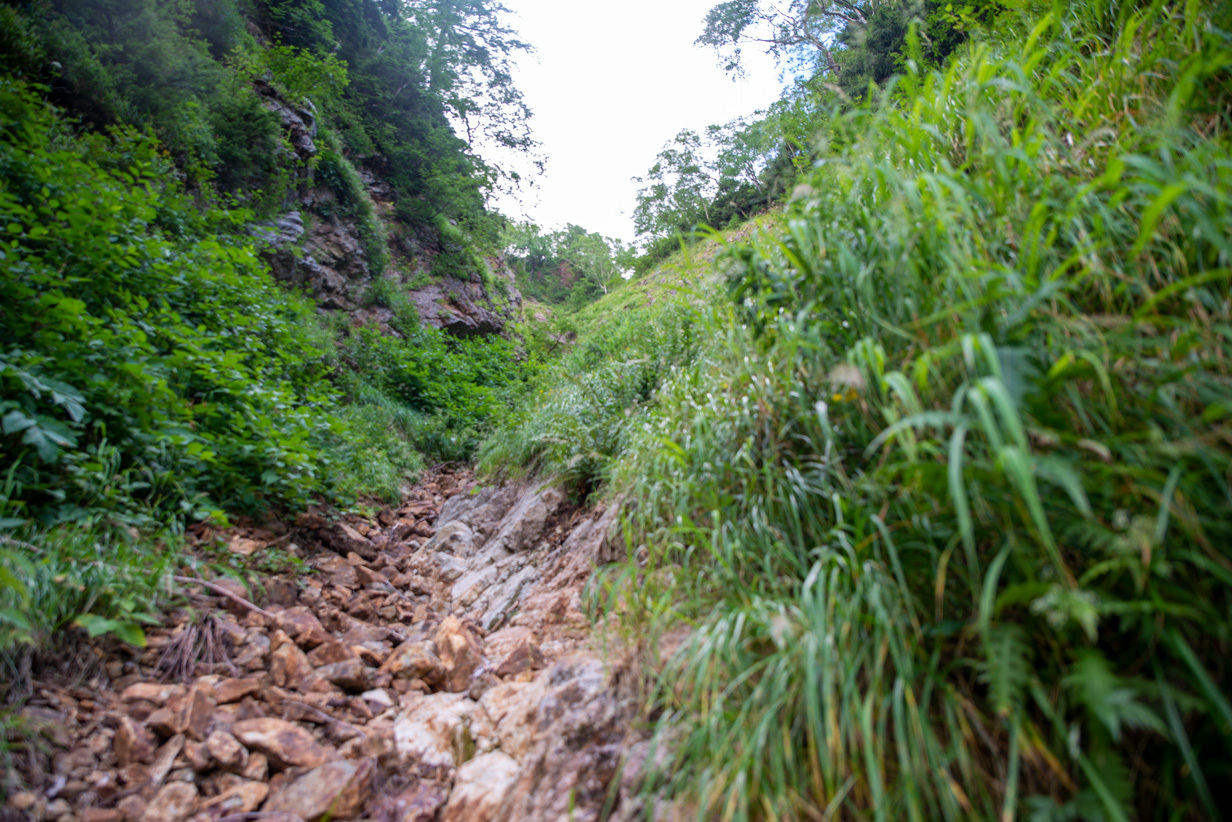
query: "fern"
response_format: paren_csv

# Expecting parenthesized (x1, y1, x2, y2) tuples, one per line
(982, 623, 1031, 717)
(1064, 651, 1167, 742)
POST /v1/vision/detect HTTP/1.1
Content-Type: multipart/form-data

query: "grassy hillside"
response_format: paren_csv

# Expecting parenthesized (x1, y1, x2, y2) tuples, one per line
(480, 1, 1232, 819)
(477, 215, 781, 493)
(567, 213, 784, 338)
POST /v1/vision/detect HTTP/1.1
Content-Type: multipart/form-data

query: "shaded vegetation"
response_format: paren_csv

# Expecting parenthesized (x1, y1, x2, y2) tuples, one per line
(0, 0, 541, 651)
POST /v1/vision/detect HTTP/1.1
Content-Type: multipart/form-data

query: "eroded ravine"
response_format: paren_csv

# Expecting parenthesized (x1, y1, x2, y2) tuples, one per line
(7, 470, 669, 822)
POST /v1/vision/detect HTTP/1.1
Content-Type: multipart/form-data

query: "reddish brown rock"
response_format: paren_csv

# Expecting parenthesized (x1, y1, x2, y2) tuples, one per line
(265, 577, 300, 606)
(441, 751, 519, 822)
(205, 729, 248, 771)
(379, 640, 444, 686)
(308, 640, 357, 666)
(270, 640, 312, 690)
(209, 577, 255, 616)
(116, 794, 146, 822)
(262, 757, 376, 822)
(434, 616, 484, 693)
(148, 735, 184, 786)
(305, 659, 373, 693)
(198, 780, 269, 816)
(120, 683, 182, 706)
(242, 751, 269, 781)
(6, 792, 36, 813)
(228, 536, 263, 556)
(367, 782, 448, 822)
(231, 718, 334, 771)
(113, 717, 157, 766)
(389, 520, 418, 542)
(330, 523, 378, 561)
(145, 781, 197, 822)
(183, 740, 211, 772)
(486, 626, 544, 679)
(296, 510, 329, 530)
(147, 684, 215, 740)
(234, 635, 269, 671)
(213, 677, 260, 704)
(356, 565, 388, 586)
(480, 680, 547, 759)
(273, 606, 332, 648)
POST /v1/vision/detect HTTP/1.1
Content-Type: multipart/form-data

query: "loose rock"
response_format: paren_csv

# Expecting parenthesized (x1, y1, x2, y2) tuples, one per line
(262, 757, 375, 821)
(433, 616, 484, 693)
(145, 781, 197, 822)
(231, 718, 334, 770)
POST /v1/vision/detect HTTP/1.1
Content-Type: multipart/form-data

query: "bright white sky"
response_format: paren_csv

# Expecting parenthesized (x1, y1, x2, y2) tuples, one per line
(490, 0, 784, 244)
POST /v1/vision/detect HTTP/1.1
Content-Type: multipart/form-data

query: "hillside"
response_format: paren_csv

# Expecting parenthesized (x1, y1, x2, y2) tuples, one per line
(478, 2, 1232, 819)
(4, 0, 1232, 820)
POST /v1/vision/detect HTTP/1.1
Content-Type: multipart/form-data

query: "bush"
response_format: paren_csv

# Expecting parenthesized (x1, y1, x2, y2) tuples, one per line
(337, 314, 531, 463)
(0, 522, 185, 659)
(314, 148, 389, 275)
(0, 80, 338, 525)
(330, 388, 426, 504)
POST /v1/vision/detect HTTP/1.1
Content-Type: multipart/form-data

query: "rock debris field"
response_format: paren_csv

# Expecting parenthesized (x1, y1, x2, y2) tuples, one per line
(5, 471, 672, 822)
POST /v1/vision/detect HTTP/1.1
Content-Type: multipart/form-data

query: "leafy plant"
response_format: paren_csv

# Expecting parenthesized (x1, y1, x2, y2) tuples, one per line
(0, 79, 338, 524)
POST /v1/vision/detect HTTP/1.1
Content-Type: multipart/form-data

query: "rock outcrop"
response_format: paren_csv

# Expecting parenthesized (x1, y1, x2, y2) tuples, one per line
(245, 82, 523, 333)
(6, 470, 675, 822)
(405, 269, 521, 337)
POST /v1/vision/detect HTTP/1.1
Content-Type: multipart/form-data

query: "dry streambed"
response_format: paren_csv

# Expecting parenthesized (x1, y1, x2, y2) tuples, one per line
(5, 471, 673, 822)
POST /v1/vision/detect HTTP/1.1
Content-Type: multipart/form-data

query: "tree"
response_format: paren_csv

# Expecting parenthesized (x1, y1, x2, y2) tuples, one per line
(632, 116, 783, 244)
(632, 128, 719, 241)
(503, 221, 628, 305)
(698, 0, 998, 100)
(696, 0, 879, 80)
(257, 0, 540, 231)
(399, 0, 542, 193)
(560, 230, 629, 296)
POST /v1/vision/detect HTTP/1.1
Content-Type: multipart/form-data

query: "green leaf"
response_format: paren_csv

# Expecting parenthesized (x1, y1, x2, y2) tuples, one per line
(982, 623, 1030, 717)
(0, 607, 32, 631)
(2, 410, 36, 435)
(72, 614, 148, 647)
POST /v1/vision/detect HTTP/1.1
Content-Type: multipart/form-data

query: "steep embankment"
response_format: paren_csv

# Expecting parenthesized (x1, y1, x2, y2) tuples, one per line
(7, 470, 657, 822)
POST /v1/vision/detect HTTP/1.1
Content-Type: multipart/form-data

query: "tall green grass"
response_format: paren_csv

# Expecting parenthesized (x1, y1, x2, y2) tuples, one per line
(589, 0, 1232, 818)
(477, 300, 705, 495)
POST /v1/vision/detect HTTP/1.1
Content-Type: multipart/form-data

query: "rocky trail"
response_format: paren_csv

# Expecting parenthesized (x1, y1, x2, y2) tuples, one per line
(4, 470, 669, 822)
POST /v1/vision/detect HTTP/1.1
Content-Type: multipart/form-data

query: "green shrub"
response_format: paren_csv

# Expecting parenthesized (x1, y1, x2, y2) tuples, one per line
(337, 320, 530, 463)
(330, 386, 426, 504)
(0, 522, 184, 657)
(0, 80, 338, 525)
(601, 2, 1232, 819)
(207, 79, 293, 207)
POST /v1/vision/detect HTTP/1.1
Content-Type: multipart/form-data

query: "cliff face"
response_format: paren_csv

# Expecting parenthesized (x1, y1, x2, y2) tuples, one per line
(253, 84, 522, 336)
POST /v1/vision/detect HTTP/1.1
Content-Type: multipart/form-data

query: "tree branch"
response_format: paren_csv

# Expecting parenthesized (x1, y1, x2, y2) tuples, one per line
(171, 576, 275, 620)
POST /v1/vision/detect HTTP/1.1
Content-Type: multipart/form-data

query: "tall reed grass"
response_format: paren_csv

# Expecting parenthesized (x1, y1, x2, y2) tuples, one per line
(598, 0, 1232, 818)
